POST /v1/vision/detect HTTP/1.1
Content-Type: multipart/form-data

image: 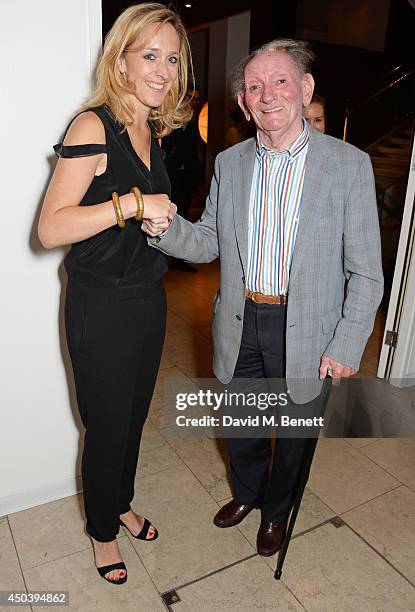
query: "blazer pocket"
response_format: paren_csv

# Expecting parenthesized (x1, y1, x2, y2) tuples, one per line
(321, 306, 342, 334)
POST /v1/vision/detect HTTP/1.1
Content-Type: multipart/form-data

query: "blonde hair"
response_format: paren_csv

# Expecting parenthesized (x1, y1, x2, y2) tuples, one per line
(80, 2, 194, 137)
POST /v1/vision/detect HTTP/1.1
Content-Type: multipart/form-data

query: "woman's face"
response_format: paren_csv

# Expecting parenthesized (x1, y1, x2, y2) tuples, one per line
(119, 22, 180, 114)
(303, 101, 326, 133)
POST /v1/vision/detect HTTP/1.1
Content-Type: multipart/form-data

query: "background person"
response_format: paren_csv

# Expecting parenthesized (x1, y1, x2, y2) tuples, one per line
(225, 106, 249, 147)
(38, 2, 191, 584)
(303, 93, 326, 133)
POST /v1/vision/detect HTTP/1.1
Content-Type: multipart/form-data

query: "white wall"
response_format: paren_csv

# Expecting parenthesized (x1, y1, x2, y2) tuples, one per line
(0, 0, 102, 516)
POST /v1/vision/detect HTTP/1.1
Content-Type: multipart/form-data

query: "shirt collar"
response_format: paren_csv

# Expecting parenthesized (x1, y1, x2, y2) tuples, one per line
(256, 118, 309, 162)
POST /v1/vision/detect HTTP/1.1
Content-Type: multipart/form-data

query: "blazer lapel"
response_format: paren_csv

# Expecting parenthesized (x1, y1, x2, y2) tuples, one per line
(289, 130, 332, 286)
(233, 139, 256, 274)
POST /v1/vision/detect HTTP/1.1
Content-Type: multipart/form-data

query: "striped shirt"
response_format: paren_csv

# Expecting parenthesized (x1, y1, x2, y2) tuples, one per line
(246, 120, 309, 296)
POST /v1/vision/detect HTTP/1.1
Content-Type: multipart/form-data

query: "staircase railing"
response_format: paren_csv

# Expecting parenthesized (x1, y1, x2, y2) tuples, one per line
(343, 66, 415, 146)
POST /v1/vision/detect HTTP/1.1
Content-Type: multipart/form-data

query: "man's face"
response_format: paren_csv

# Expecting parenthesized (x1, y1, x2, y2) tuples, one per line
(238, 51, 314, 148)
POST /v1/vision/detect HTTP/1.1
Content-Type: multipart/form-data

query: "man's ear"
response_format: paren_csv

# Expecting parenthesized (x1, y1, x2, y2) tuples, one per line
(302, 73, 315, 107)
(237, 92, 251, 121)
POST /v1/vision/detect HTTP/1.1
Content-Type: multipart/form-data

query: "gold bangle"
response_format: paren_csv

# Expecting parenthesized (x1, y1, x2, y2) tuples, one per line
(111, 191, 125, 229)
(131, 186, 144, 221)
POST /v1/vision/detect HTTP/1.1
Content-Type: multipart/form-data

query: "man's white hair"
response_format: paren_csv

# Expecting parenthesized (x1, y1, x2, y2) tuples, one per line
(230, 38, 315, 100)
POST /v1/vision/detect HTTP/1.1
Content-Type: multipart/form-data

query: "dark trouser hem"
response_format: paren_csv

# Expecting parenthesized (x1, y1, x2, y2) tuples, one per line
(261, 509, 291, 523)
(86, 522, 120, 543)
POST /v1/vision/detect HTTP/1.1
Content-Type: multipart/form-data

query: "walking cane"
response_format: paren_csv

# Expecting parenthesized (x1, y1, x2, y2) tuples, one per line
(274, 380, 330, 580)
(274, 435, 318, 579)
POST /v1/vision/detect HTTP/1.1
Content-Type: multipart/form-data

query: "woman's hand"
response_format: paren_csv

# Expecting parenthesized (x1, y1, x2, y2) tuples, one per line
(142, 194, 172, 220)
(142, 203, 177, 237)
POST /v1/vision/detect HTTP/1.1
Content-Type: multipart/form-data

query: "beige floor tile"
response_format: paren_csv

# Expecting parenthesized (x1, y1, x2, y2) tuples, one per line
(152, 366, 191, 406)
(149, 367, 196, 430)
(357, 379, 408, 410)
(163, 315, 205, 349)
(289, 487, 336, 535)
(148, 400, 176, 430)
(148, 395, 192, 431)
(164, 336, 214, 378)
(158, 352, 174, 370)
(127, 464, 254, 592)
(163, 260, 213, 318)
(140, 419, 167, 453)
(234, 487, 336, 547)
(364, 387, 415, 437)
(343, 438, 379, 448)
(174, 556, 303, 611)
(8, 494, 90, 570)
(24, 536, 165, 612)
(358, 438, 415, 491)
(165, 285, 195, 301)
(323, 379, 404, 436)
(164, 332, 212, 354)
(172, 354, 214, 378)
(0, 519, 30, 612)
(165, 434, 231, 501)
(136, 440, 184, 480)
(168, 297, 213, 322)
(163, 336, 213, 368)
(307, 438, 400, 514)
(196, 321, 214, 340)
(270, 522, 415, 611)
(163, 261, 219, 295)
(343, 485, 415, 583)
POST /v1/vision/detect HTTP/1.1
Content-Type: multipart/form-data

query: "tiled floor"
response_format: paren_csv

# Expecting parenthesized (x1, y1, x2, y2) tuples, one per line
(3, 262, 415, 611)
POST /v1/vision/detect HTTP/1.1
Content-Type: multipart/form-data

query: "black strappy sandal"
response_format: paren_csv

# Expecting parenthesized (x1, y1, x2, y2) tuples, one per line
(97, 561, 127, 584)
(119, 517, 158, 541)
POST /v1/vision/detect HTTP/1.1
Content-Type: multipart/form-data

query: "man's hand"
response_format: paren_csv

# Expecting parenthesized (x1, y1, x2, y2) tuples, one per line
(319, 355, 357, 385)
(141, 203, 177, 237)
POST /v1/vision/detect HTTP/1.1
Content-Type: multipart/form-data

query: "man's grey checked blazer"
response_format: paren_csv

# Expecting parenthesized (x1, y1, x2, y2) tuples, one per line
(151, 128, 384, 404)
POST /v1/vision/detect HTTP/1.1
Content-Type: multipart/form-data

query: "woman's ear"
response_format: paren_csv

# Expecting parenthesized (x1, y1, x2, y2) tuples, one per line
(117, 55, 127, 79)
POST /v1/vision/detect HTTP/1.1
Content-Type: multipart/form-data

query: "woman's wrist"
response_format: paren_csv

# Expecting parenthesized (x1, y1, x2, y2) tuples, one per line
(141, 194, 150, 217)
(119, 193, 137, 219)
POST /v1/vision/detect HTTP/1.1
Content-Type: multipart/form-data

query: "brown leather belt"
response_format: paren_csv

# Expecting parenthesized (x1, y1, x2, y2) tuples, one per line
(245, 290, 287, 305)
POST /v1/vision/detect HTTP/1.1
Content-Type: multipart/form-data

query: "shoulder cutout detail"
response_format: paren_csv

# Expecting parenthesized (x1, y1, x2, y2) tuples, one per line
(53, 143, 108, 158)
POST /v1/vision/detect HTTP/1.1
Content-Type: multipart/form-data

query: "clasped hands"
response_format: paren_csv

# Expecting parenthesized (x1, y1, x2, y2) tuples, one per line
(141, 193, 177, 237)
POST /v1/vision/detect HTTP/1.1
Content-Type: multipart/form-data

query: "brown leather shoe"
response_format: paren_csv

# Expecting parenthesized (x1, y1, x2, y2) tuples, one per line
(213, 499, 256, 528)
(256, 518, 287, 556)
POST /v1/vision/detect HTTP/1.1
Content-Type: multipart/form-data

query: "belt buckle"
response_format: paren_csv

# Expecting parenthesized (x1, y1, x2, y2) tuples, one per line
(251, 291, 262, 303)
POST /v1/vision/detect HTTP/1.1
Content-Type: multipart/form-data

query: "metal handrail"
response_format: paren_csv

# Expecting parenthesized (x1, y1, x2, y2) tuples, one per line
(343, 67, 415, 141)
(378, 63, 407, 84)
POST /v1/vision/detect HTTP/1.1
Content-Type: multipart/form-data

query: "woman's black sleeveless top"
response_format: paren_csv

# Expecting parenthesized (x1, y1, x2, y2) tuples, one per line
(54, 105, 169, 288)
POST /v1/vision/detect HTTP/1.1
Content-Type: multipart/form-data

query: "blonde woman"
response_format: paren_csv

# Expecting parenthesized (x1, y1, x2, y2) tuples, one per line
(303, 94, 326, 133)
(38, 3, 192, 584)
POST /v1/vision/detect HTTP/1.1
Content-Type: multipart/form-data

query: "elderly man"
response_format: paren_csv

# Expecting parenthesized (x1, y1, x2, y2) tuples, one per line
(143, 39, 383, 556)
